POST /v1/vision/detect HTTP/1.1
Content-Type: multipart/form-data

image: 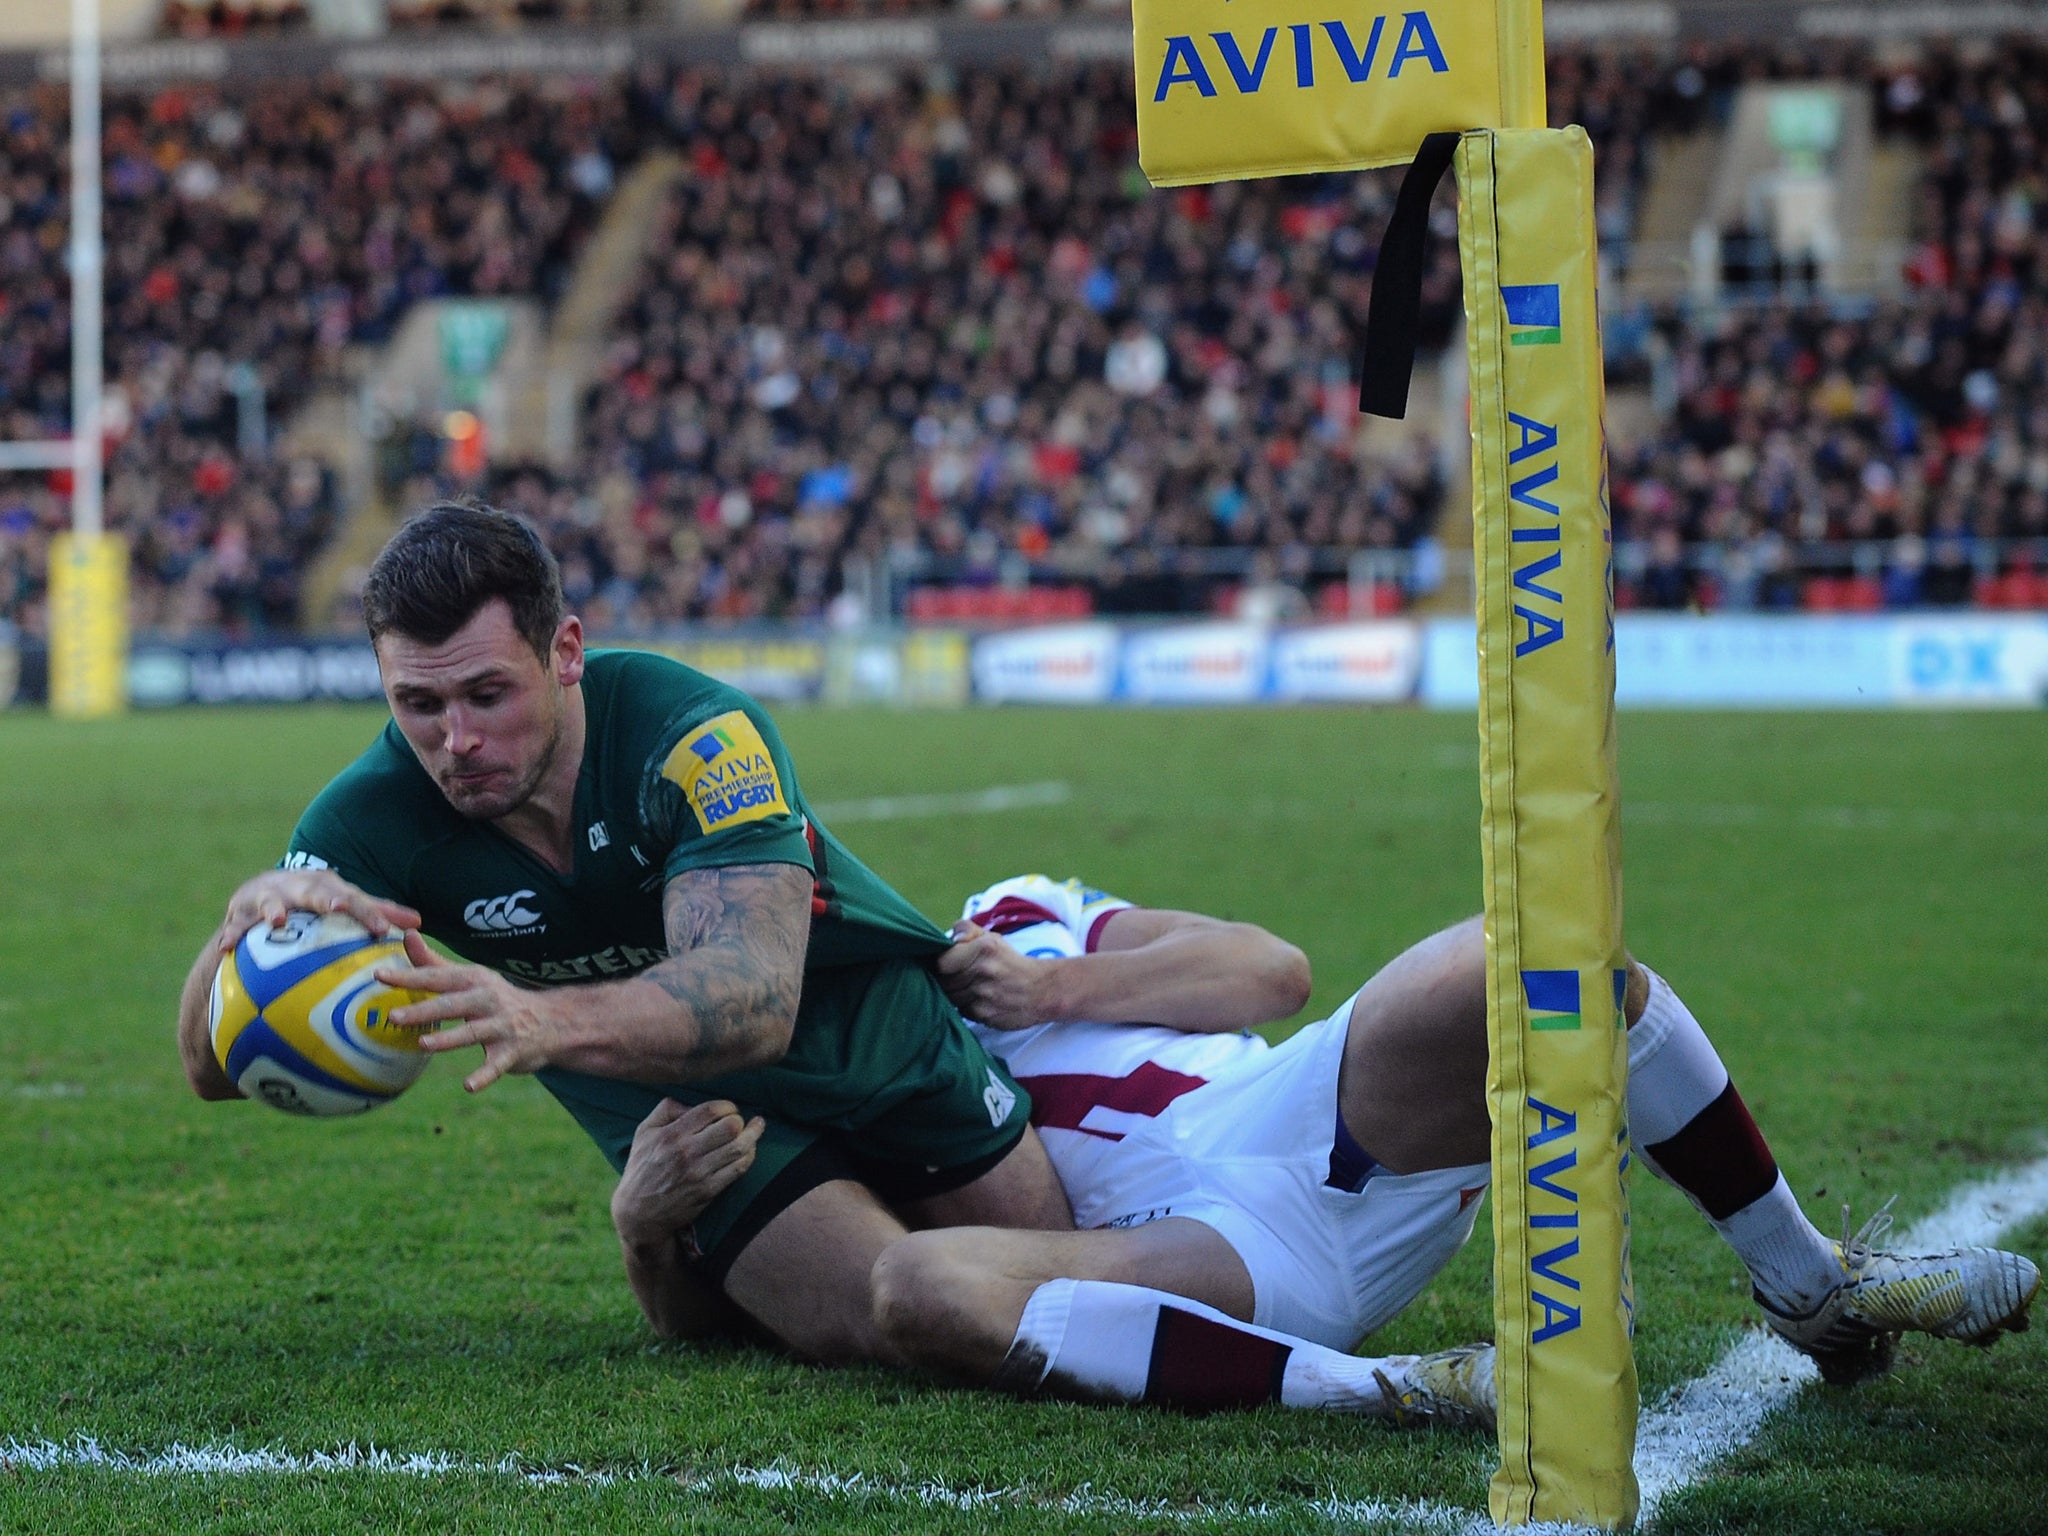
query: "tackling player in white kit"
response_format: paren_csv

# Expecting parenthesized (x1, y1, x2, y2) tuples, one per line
(612, 874, 2041, 1426)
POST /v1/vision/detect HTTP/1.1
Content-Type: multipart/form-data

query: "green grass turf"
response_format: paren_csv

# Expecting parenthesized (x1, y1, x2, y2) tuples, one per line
(0, 704, 2043, 1534)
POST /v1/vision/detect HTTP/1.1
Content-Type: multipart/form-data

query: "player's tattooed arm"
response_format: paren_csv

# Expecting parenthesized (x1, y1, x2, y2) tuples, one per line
(397, 863, 811, 1092)
(642, 863, 811, 1071)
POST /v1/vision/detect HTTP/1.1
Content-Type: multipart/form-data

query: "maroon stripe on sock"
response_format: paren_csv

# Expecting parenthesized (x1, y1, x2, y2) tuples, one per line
(1145, 1305, 1292, 1412)
(1641, 1080, 1779, 1221)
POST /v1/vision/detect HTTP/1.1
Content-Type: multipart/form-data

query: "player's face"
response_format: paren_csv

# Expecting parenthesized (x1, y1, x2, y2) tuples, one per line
(376, 600, 582, 822)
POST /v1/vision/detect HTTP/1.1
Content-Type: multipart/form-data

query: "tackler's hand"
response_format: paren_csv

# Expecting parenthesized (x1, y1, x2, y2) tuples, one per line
(611, 1098, 767, 1246)
(936, 919, 1065, 1031)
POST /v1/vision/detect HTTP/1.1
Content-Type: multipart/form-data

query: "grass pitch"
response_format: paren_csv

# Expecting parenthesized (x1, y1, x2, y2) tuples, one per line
(0, 703, 2043, 1535)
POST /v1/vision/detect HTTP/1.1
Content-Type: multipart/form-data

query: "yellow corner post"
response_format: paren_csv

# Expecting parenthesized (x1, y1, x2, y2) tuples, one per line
(1134, 0, 1541, 186)
(1126, 3, 1634, 1525)
(49, 531, 128, 719)
(1461, 125, 1635, 1528)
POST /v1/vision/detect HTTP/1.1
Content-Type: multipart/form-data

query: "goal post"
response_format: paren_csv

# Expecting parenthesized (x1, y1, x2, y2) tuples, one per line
(1128, 0, 1635, 1525)
(48, 0, 126, 721)
(1460, 125, 1635, 1528)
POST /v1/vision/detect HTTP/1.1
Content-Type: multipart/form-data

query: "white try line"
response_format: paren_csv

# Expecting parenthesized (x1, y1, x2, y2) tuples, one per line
(1632, 1149, 2048, 1524)
(4, 1152, 2045, 1535)
(0, 1436, 1480, 1531)
(813, 780, 1071, 824)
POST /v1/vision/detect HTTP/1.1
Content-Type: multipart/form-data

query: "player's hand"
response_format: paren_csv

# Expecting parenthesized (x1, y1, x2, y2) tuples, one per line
(936, 919, 1064, 1031)
(218, 869, 421, 955)
(611, 1098, 766, 1246)
(379, 930, 563, 1093)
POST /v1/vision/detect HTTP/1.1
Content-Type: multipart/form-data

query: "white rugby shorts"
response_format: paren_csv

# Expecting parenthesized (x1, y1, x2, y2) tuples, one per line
(1078, 994, 1490, 1351)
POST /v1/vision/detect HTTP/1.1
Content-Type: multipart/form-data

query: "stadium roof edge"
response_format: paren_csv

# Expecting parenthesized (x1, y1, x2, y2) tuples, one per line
(7, 1, 2048, 85)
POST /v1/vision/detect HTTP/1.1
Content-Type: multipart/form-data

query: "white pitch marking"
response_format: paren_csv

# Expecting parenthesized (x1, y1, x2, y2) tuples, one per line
(1632, 1150, 2048, 1524)
(0, 1436, 1480, 1529)
(812, 781, 1071, 824)
(4, 1153, 2044, 1536)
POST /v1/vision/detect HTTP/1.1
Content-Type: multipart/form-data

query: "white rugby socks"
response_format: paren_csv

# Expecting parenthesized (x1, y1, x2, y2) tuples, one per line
(1711, 1172, 1846, 1315)
(1629, 967, 1842, 1314)
(1626, 967, 1734, 1146)
(1002, 1278, 1393, 1413)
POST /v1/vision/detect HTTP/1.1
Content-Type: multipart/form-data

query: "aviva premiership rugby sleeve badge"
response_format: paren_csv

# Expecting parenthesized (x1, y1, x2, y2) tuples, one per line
(660, 709, 793, 835)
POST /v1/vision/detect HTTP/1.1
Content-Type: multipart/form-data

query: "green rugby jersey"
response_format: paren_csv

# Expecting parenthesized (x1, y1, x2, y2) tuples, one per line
(288, 648, 945, 975)
(283, 649, 973, 1169)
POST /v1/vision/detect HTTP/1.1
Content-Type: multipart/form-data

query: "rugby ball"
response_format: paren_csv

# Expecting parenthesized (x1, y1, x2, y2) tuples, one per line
(210, 910, 433, 1116)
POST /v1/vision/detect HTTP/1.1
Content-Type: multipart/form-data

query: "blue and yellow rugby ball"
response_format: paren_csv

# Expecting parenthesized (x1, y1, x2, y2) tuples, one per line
(210, 910, 433, 1116)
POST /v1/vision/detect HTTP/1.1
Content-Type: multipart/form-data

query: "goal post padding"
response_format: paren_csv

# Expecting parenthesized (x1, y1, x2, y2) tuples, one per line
(1125, 3, 1636, 1523)
(1460, 124, 1635, 1529)
(49, 530, 127, 720)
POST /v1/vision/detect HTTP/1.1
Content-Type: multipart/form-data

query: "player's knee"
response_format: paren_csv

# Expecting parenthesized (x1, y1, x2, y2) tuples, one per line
(869, 1233, 1000, 1377)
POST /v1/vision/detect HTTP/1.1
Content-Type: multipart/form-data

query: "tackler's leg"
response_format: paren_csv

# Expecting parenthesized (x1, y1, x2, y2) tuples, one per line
(868, 1220, 1496, 1428)
(1329, 916, 2037, 1384)
(1631, 965, 2041, 1384)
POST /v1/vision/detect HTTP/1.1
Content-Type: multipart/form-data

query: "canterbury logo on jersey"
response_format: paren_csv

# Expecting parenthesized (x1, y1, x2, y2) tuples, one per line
(983, 1068, 1019, 1128)
(464, 890, 544, 932)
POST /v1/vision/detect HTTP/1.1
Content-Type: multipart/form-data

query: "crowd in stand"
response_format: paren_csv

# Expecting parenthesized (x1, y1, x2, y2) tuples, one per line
(159, 1, 313, 37)
(459, 55, 1689, 628)
(0, 73, 653, 637)
(1608, 40, 2048, 609)
(530, 66, 1452, 628)
(157, 0, 611, 34)
(7, 37, 2048, 639)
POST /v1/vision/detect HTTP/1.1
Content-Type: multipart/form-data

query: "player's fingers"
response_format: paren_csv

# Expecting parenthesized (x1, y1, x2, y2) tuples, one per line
(652, 1101, 737, 1148)
(400, 929, 436, 967)
(364, 897, 423, 936)
(218, 907, 263, 952)
(697, 1144, 754, 1197)
(377, 961, 479, 999)
(681, 1107, 750, 1151)
(638, 1096, 701, 1134)
(735, 1115, 767, 1153)
(466, 1033, 542, 1093)
(414, 1014, 492, 1051)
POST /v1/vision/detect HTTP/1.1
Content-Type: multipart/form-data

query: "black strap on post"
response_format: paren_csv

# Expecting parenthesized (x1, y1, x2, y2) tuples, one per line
(1357, 130, 1463, 421)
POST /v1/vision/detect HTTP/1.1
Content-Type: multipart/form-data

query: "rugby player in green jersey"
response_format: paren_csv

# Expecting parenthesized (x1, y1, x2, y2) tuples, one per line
(175, 502, 1071, 1361)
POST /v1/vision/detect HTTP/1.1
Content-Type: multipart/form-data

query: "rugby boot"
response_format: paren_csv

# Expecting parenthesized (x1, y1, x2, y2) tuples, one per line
(1758, 1197, 2041, 1386)
(1373, 1342, 1497, 1431)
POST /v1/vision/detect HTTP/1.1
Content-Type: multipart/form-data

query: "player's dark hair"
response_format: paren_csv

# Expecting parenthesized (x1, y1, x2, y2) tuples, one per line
(361, 500, 565, 660)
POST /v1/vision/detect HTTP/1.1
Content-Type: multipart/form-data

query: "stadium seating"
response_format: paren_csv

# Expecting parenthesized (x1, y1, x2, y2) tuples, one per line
(1607, 40, 2048, 611)
(6, 34, 2048, 639)
(0, 74, 648, 635)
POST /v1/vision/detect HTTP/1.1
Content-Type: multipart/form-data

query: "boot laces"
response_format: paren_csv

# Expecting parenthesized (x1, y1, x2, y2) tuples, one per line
(1838, 1194, 1898, 1280)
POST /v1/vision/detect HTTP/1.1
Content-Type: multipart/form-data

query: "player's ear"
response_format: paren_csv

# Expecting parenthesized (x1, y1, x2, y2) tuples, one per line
(552, 616, 586, 687)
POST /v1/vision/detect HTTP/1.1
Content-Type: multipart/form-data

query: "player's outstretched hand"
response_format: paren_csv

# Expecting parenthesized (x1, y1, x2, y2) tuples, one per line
(612, 1098, 766, 1245)
(937, 919, 1062, 1031)
(219, 869, 421, 955)
(380, 930, 563, 1093)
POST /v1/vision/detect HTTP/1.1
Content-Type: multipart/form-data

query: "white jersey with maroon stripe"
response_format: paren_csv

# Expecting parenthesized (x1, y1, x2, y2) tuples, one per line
(958, 875, 1273, 1229)
(958, 874, 1489, 1351)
